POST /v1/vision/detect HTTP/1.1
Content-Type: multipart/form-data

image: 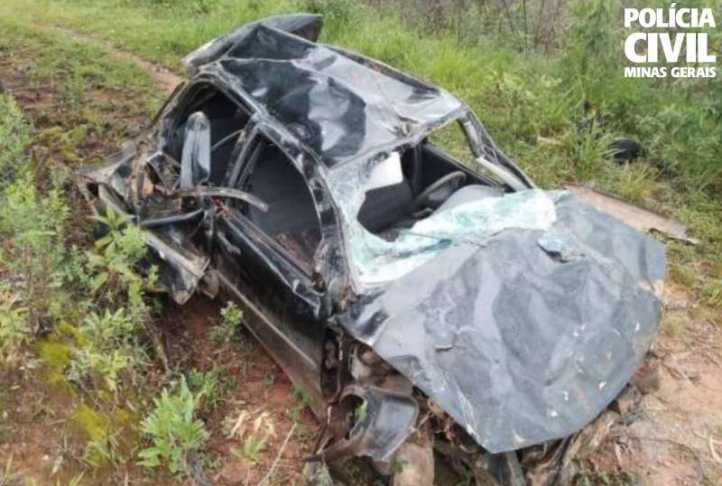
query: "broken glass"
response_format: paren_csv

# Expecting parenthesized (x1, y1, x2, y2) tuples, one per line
(343, 183, 558, 285)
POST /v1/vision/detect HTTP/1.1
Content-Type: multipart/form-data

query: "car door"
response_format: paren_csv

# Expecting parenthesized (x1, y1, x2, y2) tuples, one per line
(89, 81, 257, 305)
(212, 130, 327, 412)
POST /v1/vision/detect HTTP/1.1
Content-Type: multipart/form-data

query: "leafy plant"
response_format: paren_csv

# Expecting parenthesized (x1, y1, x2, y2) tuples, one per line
(187, 368, 221, 412)
(138, 379, 208, 476)
(0, 169, 70, 331)
(66, 306, 147, 392)
(227, 410, 275, 463)
(300, 0, 358, 27)
(80, 308, 139, 345)
(287, 385, 311, 423)
(83, 432, 120, 468)
(0, 94, 31, 189)
(702, 279, 722, 309)
(87, 210, 151, 311)
(0, 287, 29, 364)
(68, 348, 131, 393)
(210, 302, 243, 343)
(231, 437, 265, 463)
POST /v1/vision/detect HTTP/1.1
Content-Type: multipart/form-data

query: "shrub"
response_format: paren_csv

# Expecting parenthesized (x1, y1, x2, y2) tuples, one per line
(210, 302, 243, 343)
(0, 94, 30, 189)
(187, 368, 222, 412)
(67, 308, 146, 392)
(138, 379, 208, 476)
(0, 95, 71, 337)
(0, 98, 153, 385)
(87, 209, 155, 321)
(299, 0, 358, 26)
(0, 285, 29, 363)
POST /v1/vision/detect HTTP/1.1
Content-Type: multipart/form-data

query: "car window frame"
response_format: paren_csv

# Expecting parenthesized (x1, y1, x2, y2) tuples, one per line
(222, 127, 326, 280)
(159, 79, 254, 169)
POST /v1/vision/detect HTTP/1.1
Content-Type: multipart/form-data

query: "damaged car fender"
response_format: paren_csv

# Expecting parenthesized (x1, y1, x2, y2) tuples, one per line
(337, 192, 664, 453)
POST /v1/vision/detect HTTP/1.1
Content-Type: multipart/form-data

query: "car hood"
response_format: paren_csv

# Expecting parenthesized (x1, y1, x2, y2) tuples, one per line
(337, 191, 665, 453)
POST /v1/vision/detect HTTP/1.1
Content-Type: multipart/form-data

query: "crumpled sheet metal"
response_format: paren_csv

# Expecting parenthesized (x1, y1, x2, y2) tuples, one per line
(338, 192, 665, 453)
(78, 147, 210, 305)
(315, 385, 419, 468)
(182, 13, 324, 76)
(199, 23, 463, 167)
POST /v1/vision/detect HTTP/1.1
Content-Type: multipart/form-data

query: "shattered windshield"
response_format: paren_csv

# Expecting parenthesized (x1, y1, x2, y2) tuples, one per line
(350, 189, 556, 284)
(327, 120, 554, 286)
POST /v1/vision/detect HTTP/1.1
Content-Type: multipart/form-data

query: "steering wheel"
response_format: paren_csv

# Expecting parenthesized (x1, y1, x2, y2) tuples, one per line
(412, 171, 466, 211)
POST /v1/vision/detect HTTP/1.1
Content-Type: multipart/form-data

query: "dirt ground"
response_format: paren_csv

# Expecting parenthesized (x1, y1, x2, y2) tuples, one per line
(158, 296, 318, 485)
(586, 284, 722, 485)
(0, 297, 317, 485)
(2, 23, 722, 486)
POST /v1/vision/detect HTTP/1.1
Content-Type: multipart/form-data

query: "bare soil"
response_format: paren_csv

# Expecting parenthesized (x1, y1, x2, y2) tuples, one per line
(158, 296, 317, 485)
(582, 283, 722, 485)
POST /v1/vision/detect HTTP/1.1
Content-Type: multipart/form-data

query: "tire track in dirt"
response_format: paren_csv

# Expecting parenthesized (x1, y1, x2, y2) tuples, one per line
(45, 25, 183, 93)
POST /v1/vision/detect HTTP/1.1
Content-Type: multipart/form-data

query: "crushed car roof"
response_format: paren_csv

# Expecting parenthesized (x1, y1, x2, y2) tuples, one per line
(198, 23, 464, 167)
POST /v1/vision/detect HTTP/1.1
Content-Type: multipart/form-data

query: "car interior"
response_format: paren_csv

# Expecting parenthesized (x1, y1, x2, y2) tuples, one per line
(162, 84, 322, 273)
(167, 84, 251, 186)
(237, 136, 322, 272)
(166, 84, 505, 270)
(357, 130, 504, 239)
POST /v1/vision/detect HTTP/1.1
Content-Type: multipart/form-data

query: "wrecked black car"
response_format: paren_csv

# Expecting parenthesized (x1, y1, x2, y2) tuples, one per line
(78, 14, 666, 485)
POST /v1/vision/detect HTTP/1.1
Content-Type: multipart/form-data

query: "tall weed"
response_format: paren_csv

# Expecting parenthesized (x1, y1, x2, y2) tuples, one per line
(0, 95, 71, 345)
(138, 379, 208, 476)
(0, 94, 30, 189)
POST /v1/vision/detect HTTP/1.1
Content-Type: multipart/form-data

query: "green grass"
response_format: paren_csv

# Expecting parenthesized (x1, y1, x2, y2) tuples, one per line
(0, 94, 31, 188)
(0, 0, 717, 188)
(0, 16, 162, 165)
(0, 0, 722, 190)
(0, 18, 181, 483)
(138, 379, 208, 477)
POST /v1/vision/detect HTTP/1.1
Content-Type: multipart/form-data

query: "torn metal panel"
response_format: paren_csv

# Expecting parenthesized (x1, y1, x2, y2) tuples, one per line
(93, 184, 210, 305)
(315, 384, 419, 469)
(79, 147, 211, 305)
(338, 192, 664, 453)
(569, 184, 697, 244)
